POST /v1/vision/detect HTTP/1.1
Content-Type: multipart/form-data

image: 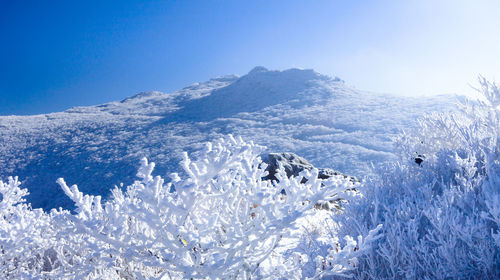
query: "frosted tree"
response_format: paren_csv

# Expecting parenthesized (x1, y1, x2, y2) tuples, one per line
(53, 135, 372, 278)
(14, 135, 363, 279)
(0, 177, 68, 277)
(328, 78, 500, 279)
(8, 76, 500, 278)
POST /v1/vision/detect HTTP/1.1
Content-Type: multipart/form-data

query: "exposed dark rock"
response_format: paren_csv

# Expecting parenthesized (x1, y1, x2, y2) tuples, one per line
(415, 154, 425, 166)
(261, 152, 313, 182)
(318, 168, 359, 183)
(261, 152, 359, 183)
(260, 152, 359, 211)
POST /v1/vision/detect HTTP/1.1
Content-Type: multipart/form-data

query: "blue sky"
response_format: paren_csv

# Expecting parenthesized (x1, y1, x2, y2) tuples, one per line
(1, 0, 499, 115)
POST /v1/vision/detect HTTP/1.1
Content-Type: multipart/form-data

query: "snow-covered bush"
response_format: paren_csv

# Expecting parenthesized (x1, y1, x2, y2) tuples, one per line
(0, 177, 76, 278)
(6, 77, 499, 278)
(0, 135, 376, 279)
(331, 78, 500, 279)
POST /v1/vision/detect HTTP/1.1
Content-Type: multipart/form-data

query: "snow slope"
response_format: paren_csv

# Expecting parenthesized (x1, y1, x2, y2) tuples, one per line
(0, 67, 457, 210)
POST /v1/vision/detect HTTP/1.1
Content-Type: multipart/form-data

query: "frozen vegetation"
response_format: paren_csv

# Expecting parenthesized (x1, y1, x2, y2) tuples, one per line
(1, 68, 499, 279)
(0, 136, 382, 279)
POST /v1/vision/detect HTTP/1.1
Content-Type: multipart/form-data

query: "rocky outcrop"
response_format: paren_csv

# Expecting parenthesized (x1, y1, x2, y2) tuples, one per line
(261, 152, 359, 183)
(261, 152, 359, 211)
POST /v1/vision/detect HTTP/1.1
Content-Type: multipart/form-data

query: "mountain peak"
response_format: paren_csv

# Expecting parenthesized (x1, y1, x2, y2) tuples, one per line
(248, 66, 269, 75)
(160, 67, 338, 123)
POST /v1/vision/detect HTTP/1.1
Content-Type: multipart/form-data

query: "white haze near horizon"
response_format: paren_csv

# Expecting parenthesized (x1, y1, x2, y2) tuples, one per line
(267, 0, 500, 99)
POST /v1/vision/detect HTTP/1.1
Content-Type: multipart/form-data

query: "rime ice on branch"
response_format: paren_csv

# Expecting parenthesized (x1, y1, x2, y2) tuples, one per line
(1, 135, 373, 279)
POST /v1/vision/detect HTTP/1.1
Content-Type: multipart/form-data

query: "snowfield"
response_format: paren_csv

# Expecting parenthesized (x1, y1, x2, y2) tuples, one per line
(0, 68, 499, 279)
(0, 67, 456, 210)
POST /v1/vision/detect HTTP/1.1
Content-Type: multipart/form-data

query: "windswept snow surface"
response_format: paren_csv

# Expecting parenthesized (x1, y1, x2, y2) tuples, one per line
(0, 67, 456, 210)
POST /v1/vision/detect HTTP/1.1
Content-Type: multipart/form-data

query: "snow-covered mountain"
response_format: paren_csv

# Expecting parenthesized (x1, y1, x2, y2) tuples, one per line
(0, 67, 457, 210)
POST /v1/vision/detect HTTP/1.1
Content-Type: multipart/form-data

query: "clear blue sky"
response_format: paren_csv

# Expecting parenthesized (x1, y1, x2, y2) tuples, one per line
(1, 0, 499, 115)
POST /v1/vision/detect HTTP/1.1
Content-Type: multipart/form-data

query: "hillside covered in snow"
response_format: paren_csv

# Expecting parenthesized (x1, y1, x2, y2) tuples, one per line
(0, 67, 457, 210)
(2, 69, 500, 280)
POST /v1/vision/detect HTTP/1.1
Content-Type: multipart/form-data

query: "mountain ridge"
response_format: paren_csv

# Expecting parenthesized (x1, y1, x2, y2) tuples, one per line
(0, 67, 457, 210)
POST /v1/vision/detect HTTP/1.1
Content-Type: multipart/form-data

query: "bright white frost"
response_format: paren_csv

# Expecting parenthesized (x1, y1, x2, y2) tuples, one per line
(330, 78, 500, 279)
(0, 177, 63, 276)
(2, 76, 499, 279)
(0, 135, 377, 279)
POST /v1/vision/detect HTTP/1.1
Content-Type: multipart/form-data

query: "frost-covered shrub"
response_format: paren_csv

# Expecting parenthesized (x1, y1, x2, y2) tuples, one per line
(331, 78, 500, 279)
(0, 177, 77, 278)
(0, 135, 376, 279)
(7, 76, 498, 279)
